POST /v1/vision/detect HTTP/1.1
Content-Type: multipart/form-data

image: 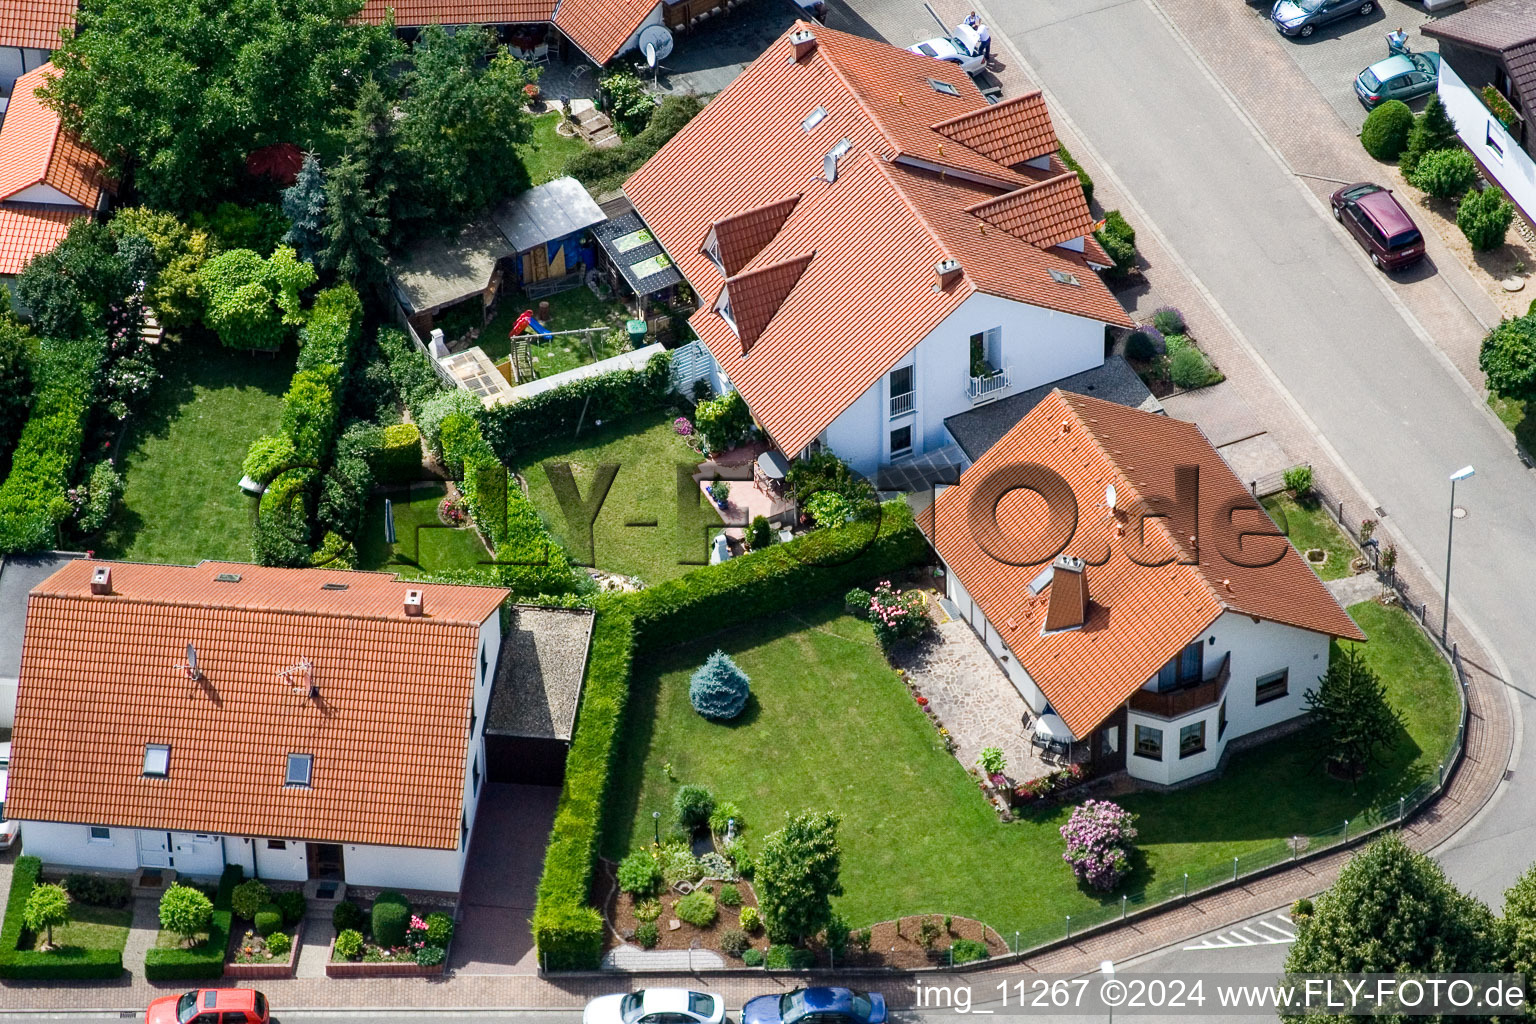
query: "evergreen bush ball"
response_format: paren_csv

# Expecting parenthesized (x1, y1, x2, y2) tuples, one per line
(690, 649, 751, 720)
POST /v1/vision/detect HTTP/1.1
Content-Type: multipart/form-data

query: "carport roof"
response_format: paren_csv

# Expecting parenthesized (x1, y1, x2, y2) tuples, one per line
(389, 218, 514, 315)
(485, 605, 595, 740)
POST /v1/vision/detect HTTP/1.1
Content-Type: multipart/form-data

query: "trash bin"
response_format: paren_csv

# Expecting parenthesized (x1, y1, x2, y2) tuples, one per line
(626, 319, 648, 348)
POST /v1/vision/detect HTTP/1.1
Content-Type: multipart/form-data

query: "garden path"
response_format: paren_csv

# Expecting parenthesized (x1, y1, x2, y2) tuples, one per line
(1326, 573, 1385, 607)
(295, 918, 331, 978)
(118, 896, 159, 981)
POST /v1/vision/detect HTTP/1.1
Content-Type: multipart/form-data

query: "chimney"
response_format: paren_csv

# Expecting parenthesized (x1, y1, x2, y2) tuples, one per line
(934, 257, 962, 289)
(790, 27, 818, 61)
(89, 565, 112, 595)
(404, 589, 424, 617)
(1043, 555, 1088, 632)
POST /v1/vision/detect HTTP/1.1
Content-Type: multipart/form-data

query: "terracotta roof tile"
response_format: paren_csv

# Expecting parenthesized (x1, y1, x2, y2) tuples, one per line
(0, 202, 80, 275)
(966, 172, 1095, 249)
(708, 194, 801, 276)
(6, 560, 509, 851)
(554, 0, 657, 64)
(932, 91, 1058, 168)
(921, 391, 1364, 738)
(0, 64, 108, 209)
(725, 251, 813, 353)
(355, 0, 556, 26)
(628, 22, 1129, 457)
(0, 0, 75, 51)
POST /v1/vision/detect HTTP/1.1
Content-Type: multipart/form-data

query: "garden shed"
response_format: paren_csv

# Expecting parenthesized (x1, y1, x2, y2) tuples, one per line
(484, 605, 596, 785)
(490, 175, 605, 293)
(389, 219, 515, 330)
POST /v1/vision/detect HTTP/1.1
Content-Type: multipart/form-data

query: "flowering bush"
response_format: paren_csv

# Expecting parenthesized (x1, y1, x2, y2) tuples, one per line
(405, 914, 429, 949)
(868, 581, 930, 649)
(674, 416, 693, 436)
(438, 494, 470, 526)
(1013, 764, 1085, 805)
(1060, 800, 1138, 891)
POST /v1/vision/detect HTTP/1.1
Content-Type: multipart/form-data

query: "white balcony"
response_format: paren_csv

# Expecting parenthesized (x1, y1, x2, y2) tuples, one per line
(890, 390, 915, 417)
(967, 365, 1013, 404)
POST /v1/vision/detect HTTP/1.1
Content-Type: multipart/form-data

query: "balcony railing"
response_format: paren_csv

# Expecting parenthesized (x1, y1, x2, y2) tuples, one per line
(1128, 652, 1231, 720)
(890, 390, 915, 417)
(967, 365, 1013, 404)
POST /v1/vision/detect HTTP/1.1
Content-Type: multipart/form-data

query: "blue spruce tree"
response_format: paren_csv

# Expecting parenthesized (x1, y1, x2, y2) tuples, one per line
(282, 152, 327, 265)
(690, 650, 750, 720)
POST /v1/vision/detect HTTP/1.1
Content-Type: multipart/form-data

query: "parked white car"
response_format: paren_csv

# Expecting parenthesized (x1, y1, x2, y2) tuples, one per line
(0, 742, 18, 851)
(906, 23, 986, 75)
(584, 990, 727, 1024)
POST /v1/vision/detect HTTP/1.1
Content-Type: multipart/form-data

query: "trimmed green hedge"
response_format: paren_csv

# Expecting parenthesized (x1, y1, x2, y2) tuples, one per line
(479, 351, 673, 461)
(296, 284, 364, 374)
(144, 864, 241, 980)
(0, 856, 124, 979)
(531, 501, 927, 968)
(374, 422, 424, 483)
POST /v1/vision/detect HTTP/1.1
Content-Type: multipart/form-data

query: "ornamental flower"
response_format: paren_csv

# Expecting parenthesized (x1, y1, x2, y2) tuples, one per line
(674, 417, 694, 436)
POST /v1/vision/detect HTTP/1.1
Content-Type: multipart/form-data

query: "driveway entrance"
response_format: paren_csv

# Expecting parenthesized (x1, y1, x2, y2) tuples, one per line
(451, 783, 559, 974)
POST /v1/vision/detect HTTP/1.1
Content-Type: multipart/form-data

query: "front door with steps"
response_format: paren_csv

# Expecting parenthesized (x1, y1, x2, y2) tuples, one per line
(137, 830, 173, 869)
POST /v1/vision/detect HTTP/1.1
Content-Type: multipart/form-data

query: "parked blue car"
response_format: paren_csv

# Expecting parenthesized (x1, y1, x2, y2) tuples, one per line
(1271, 0, 1376, 38)
(744, 989, 888, 1024)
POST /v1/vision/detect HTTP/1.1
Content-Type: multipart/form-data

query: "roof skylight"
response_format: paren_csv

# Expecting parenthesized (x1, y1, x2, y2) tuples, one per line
(802, 105, 828, 132)
(1048, 268, 1081, 286)
(927, 78, 960, 97)
(143, 743, 170, 777)
(285, 753, 313, 787)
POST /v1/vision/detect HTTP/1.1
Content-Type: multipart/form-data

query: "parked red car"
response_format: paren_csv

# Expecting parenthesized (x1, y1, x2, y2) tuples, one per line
(1330, 182, 1425, 270)
(147, 989, 269, 1024)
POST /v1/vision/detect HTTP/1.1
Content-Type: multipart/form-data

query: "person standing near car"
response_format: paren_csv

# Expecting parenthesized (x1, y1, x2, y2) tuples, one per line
(977, 21, 991, 61)
(965, 10, 979, 28)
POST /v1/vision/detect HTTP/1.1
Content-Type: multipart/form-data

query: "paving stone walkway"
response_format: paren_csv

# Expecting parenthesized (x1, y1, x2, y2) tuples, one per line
(118, 897, 160, 981)
(600, 946, 726, 971)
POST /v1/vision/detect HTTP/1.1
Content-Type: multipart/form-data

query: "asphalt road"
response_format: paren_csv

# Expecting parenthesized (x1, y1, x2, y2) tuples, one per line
(831, 0, 1535, 980)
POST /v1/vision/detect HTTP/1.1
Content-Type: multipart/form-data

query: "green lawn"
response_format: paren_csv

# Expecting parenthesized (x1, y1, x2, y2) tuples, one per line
(517, 111, 593, 186)
(515, 408, 717, 584)
(356, 481, 492, 577)
(27, 903, 132, 954)
(1490, 392, 1536, 455)
(1261, 492, 1357, 581)
(96, 342, 294, 564)
(480, 285, 630, 368)
(604, 597, 1460, 943)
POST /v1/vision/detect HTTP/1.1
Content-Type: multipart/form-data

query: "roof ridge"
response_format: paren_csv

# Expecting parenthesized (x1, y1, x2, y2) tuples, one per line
(27, 590, 492, 628)
(809, 28, 902, 161)
(964, 170, 1078, 215)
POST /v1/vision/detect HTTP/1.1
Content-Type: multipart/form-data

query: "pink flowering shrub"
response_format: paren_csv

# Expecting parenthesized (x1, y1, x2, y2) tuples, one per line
(1060, 799, 1138, 891)
(405, 914, 429, 949)
(674, 416, 694, 436)
(868, 581, 930, 649)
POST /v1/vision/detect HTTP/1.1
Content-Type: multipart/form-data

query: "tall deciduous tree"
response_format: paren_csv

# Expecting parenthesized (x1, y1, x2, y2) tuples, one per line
(40, 0, 400, 210)
(1284, 833, 1497, 1023)
(283, 153, 329, 265)
(756, 811, 843, 945)
(17, 219, 150, 341)
(1304, 645, 1402, 779)
(396, 26, 534, 227)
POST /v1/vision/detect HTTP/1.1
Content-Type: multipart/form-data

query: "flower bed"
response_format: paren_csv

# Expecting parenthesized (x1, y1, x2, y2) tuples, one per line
(225, 920, 302, 979)
(326, 895, 452, 977)
(325, 937, 446, 978)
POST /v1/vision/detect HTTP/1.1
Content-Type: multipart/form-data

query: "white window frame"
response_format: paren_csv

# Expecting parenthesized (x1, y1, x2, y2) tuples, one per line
(285, 753, 313, 787)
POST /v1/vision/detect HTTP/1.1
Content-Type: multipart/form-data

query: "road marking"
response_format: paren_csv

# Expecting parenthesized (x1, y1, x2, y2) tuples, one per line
(1182, 914, 1295, 950)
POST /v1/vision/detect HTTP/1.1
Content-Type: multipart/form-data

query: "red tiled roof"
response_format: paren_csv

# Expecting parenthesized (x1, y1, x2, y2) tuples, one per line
(0, 0, 75, 50)
(6, 560, 509, 851)
(628, 23, 1129, 457)
(932, 91, 1058, 168)
(726, 251, 814, 353)
(0, 64, 108, 209)
(554, 0, 657, 64)
(921, 391, 1364, 738)
(356, 0, 556, 26)
(709, 195, 801, 276)
(0, 203, 80, 275)
(968, 173, 1095, 250)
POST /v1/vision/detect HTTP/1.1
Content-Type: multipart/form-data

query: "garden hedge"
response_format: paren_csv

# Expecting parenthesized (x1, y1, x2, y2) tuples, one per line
(0, 856, 123, 979)
(374, 423, 424, 483)
(296, 284, 364, 374)
(531, 501, 927, 968)
(0, 335, 107, 554)
(479, 351, 673, 461)
(144, 864, 241, 980)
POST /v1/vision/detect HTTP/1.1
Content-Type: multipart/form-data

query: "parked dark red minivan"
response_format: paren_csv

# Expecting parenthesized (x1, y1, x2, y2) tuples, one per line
(1330, 182, 1425, 270)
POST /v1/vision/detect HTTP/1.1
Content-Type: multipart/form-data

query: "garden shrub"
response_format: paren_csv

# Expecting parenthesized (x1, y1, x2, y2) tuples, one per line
(742, 947, 764, 966)
(1150, 306, 1185, 335)
(275, 890, 307, 927)
(1094, 210, 1136, 277)
(1410, 148, 1477, 200)
(376, 423, 424, 483)
(765, 944, 814, 969)
(635, 921, 660, 948)
(748, 515, 775, 550)
(600, 68, 656, 138)
(479, 351, 672, 461)
(694, 389, 752, 453)
(825, 914, 850, 958)
(70, 458, 122, 534)
(108, 207, 211, 331)
(1168, 344, 1216, 390)
(24, 883, 71, 945)
(720, 927, 750, 957)
(252, 903, 283, 938)
(333, 900, 366, 933)
(160, 885, 215, 946)
(739, 906, 762, 933)
(1124, 329, 1157, 362)
(805, 490, 855, 528)
(377, 326, 445, 414)
(674, 784, 716, 830)
(618, 851, 664, 897)
(418, 388, 482, 462)
(689, 650, 751, 720)
(1479, 314, 1536, 398)
(634, 899, 662, 922)
(709, 801, 743, 836)
(280, 365, 342, 465)
(62, 874, 130, 909)
(950, 938, 989, 963)
(660, 843, 702, 886)
(231, 880, 272, 920)
(1459, 186, 1516, 252)
(0, 857, 123, 979)
(144, 865, 238, 981)
(265, 930, 293, 958)
(698, 852, 736, 881)
(318, 450, 373, 542)
(1283, 465, 1313, 496)
(296, 284, 364, 374)
(1401, 96, 1459, 178)
(674, 889, 718, 927)
(868, 581, 930, 649)
(1361, 100, 1415, 160)
(1058, 145, 1093, 205)
(1061, 800, 1139, 891)
(718, 883, 743, 907)
(243, 435, 298, 486)
(567, 95, 703, 192)
(415, 943, 446, 966)
(372, 892, 412, 947)
(334, 929, 364, 960)
(199, 246, 315, 351)
(844, 588, 872, 618)
(424, 911, 455, 947)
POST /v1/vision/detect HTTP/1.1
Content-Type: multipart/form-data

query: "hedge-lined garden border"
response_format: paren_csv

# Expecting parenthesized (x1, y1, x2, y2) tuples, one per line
(143, 864, 242, 980)
(0, 855, 124, 979)
(531, 501, 929, 968)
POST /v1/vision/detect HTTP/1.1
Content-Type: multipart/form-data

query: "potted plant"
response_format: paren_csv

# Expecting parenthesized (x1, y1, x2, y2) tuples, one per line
(709, 478, 730, 508)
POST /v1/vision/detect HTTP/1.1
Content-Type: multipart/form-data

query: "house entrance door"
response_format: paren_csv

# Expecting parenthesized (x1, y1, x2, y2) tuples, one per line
(137, 830, 174, 869)
(307, 843, 344, 880)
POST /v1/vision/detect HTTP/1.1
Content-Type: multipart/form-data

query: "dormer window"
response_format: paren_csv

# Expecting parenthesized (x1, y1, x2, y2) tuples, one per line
(143, 744, 170, 777)
(285, 753, 313, 787)
(715, 286, 737, 334)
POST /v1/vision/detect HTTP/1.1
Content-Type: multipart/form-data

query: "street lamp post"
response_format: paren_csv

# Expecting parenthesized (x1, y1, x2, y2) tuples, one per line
(653, 810, 661, 846)
(1443, 465, 1475, 647)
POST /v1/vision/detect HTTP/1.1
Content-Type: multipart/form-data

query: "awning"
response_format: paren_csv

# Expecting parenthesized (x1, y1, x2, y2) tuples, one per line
(594, 210, 683, 295)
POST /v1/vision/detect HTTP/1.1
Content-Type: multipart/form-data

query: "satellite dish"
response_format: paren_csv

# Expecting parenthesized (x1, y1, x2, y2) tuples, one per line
(1105, 483, 1117, 510)
(186, 643, 198, 673)
(637, 24, 674, 63)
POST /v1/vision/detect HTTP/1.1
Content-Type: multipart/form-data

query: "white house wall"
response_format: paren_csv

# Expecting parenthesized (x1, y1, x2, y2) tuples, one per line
(253, 837, 308, 880)
(1438, 61, 1536, 226)
(818, 292, 1106, 476)
(341, 842, 466, 891)
(19, 821, 141, 871)
(610, 4, 664, 61)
